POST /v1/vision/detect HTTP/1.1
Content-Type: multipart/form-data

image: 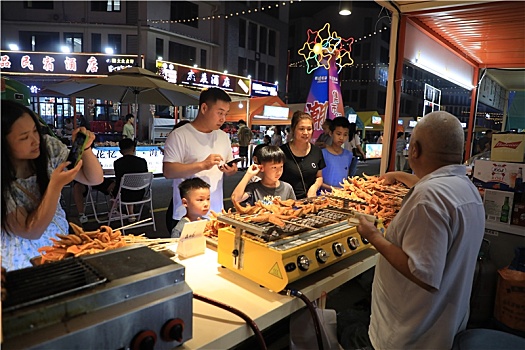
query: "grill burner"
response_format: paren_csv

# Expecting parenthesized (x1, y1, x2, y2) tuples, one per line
(3, 258, 106, 312)
(2, 246, 193, 350)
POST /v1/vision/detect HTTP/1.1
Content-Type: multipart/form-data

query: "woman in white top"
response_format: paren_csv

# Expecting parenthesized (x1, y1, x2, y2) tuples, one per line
(271, 126, 283, 147)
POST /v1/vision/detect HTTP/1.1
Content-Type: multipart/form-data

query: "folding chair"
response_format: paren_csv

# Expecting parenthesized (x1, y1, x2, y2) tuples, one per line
(107, 172, 156, 233)
(84, 185, 111, 223)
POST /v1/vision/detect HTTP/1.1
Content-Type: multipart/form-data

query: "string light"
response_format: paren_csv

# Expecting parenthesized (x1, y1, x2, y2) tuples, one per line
(148, 0, 300, 24)
(289, 26, 389, 68)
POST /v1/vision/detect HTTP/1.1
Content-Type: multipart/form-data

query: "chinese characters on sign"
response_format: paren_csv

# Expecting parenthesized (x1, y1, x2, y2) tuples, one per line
(156, 60, 251, 96)
(0, 51, 139, 76)
(93, 146, 163, 175)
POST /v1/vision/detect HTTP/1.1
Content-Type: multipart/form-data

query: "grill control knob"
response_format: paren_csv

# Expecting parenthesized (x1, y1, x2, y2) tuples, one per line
(161, 318, 185, 342)
(315, 248, 329, 263)
(130, 330, 157, 350)
(347, 237, 360, 250)
(361, 236, 370, 244)
(297, 255, 310, 271)
(332, 242, 345, 257)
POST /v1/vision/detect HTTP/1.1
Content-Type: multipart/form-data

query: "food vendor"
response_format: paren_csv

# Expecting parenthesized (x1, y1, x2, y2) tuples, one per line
(1, 100, 104, 271)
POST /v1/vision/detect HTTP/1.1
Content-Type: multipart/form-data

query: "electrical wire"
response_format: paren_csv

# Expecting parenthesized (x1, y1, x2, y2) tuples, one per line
(281, 288, 325, 350)
(192, 293, 267, 350)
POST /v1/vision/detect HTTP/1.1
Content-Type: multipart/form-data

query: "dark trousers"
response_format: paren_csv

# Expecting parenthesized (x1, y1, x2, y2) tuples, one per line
(165, 199, 179, 234)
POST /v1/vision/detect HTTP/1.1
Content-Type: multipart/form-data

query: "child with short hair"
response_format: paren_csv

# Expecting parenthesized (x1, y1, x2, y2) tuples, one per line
(321, 117, 354, 191)
(232, 145, 296, 206)
(171, 177, 210, 238)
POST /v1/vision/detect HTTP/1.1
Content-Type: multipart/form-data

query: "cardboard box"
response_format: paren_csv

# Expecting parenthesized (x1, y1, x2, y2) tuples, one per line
(473, 159, 524, 192)
(483, 189, 514, 224)
(491, 133, 525, 163)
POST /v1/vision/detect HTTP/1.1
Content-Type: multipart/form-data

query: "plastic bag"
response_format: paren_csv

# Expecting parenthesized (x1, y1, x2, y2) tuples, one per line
(289, 292, 343, 350)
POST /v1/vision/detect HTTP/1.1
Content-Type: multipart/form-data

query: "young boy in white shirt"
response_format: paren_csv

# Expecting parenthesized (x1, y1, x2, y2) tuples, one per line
(232, 145, 296, 205)
(170, 178, 210, 238)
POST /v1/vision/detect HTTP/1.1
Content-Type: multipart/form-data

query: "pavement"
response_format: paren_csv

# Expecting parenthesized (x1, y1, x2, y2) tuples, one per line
(65, 159, 381, 238)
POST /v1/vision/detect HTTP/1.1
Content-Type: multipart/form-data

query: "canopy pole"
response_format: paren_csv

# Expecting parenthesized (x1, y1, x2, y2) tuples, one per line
(246, 98, 251, 128)
(501, 89, 509, 132)
(380, 8, 404, 175)
(465, 66, 480, 160)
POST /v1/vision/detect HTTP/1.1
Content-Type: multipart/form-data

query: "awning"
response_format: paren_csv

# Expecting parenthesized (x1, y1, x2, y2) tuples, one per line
(226, 96, 291, 126)
(1, 77, 31, 106)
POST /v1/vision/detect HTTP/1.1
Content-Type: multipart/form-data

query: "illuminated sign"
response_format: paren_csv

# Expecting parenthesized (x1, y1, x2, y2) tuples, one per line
(0, 51, 139, 76)
(156, 60, 251, 96)
(262, 105, 289, 120)
(298, 22, 354, 74)
(347, 113, 357, 123)
(398, 119, 404, 125)
(409, 120, 418, 127)
(423, 83, 441, 116)
(371, 115, 382, 125)
(251, 80, 278, 97)
(93, 146, 163, 175)
(365, 144, 383, 159)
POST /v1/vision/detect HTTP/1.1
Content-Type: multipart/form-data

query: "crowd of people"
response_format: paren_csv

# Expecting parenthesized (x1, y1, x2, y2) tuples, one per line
(161, 94, 485, 348)
(2, 89, 487, 349)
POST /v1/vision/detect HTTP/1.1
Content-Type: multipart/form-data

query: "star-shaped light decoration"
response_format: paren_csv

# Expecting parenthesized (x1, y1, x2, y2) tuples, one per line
(298, 23, 354, 74)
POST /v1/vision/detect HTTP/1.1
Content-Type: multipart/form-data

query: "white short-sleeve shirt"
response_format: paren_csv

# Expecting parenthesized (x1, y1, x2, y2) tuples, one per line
(163, 123, 233, 220)
(369, 164, 485, 350)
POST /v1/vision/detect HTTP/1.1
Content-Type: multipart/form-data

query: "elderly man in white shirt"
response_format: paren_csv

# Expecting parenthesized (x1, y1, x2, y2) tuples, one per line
(357, 111, 485, 349)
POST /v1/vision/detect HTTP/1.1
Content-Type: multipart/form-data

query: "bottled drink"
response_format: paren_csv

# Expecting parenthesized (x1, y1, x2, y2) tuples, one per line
(500, 196, 510, 223)
(516, 167, 523, 192)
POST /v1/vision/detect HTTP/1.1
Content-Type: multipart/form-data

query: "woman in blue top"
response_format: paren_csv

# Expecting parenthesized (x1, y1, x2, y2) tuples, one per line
(321, 117, 353, 192)
(1, 100, 103, 270)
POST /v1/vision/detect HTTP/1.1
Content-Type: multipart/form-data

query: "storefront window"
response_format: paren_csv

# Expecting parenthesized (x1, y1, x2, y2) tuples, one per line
(108, 34, 121, 54)
(65, 33, 83, 53)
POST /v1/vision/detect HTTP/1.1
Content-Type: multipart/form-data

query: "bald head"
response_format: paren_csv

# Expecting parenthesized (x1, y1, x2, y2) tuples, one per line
(412, 111, 464, 164)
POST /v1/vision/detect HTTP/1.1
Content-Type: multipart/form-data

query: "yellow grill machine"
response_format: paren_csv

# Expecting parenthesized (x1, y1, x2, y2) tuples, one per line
(217, 202, 384, 292)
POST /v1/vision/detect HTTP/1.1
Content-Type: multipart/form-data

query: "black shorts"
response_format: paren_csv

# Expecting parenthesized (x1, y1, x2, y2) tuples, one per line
(81, 178, 115, 196)
(239, 146, 248, 157)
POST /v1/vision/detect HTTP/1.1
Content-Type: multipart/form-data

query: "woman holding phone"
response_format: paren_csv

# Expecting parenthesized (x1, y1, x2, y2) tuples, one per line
(1, 100, 103, 271)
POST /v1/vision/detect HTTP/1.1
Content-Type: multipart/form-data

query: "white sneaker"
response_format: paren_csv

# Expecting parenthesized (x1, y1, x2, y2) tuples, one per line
(79, 214, 88, 224)
(128, 216, 137, 223)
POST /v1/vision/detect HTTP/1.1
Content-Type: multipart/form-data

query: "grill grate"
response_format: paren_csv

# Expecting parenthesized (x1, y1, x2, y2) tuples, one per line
(3, 258, 106, 312)
(219, 205, 357, 243)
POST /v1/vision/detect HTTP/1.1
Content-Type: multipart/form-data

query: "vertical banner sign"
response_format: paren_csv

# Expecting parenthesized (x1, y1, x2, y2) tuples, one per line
(298, 23, 354, 142)
(328, 58, 345, 120)
(304, 66, 328, 142)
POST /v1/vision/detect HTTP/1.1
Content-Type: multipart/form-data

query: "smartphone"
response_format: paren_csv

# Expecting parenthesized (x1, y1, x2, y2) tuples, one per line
(66, 132, 89, 169)
(226, 157, 243, 167)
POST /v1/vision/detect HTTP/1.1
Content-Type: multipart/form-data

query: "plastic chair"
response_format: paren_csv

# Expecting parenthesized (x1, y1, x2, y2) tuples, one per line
(107, 172, 156, 233)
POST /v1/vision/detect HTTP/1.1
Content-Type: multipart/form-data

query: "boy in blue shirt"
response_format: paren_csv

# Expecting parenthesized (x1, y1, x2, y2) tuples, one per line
(321, 117, 354, 191)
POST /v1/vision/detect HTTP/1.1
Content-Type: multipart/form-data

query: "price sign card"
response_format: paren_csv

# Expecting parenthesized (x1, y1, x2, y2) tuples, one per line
(176, 220, 208, 258)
